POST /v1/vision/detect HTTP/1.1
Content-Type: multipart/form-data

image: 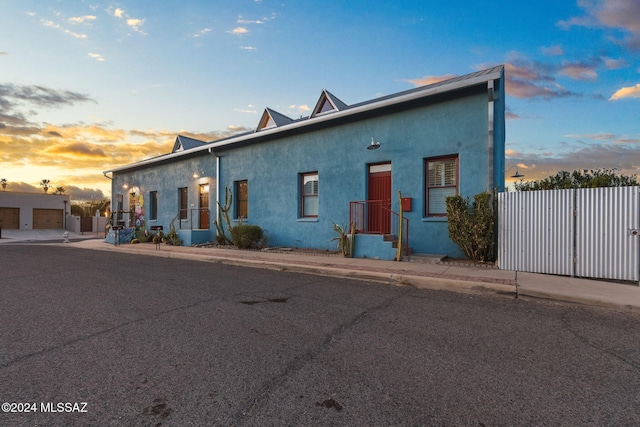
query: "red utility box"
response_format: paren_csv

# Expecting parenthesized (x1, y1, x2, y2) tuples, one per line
(401, 197, 412, 212)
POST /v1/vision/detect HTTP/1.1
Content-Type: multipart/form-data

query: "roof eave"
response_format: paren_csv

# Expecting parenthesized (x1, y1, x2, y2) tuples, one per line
(106, 66, 503, 173)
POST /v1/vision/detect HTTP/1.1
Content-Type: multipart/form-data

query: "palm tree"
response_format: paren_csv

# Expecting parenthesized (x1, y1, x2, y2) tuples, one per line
(40, 179, 51, 194)
(54, 186, 65, 195)
(0, 178, 7, 191)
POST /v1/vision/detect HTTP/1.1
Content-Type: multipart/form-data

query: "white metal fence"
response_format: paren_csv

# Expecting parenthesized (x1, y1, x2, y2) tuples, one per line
(498, 186, 640, 282)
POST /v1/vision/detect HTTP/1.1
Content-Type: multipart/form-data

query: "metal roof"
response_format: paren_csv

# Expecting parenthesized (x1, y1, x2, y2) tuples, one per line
(105, 65, 504, 174)
(171, 135, 207, 153)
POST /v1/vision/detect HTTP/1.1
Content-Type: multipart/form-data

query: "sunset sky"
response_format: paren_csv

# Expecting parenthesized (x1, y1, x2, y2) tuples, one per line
(1, 0, 639, 201)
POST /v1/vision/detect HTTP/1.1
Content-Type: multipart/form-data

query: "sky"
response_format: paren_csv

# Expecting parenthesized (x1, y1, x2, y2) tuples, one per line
(1, 0, 639, 201)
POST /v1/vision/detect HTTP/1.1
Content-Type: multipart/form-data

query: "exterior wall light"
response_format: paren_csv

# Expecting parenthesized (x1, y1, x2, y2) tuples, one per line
(507, 166, 524, 178)
(367, 137, 381, 150)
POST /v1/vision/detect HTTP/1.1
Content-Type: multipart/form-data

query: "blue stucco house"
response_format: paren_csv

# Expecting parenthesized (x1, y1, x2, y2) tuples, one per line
(104, 65, 506, 259)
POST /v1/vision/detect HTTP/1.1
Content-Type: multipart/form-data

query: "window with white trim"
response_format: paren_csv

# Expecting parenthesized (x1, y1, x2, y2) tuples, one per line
(300, 172, 319, 217)
(425, 155, 458, 216)
(178, 187, 188, 220)
(235, 180, 248, 219)
(149, 191, 158, 220)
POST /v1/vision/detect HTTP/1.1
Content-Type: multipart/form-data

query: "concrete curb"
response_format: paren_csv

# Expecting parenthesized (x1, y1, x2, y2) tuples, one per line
(77, 241, 519, 298)
(50, 239, 640, 313)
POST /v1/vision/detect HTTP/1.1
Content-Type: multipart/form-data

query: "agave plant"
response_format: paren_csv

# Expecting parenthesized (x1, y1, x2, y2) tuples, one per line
(330, 222, 350, 257)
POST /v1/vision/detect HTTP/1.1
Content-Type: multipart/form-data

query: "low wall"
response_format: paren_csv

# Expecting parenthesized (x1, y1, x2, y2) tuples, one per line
(66, 215, 110, 234)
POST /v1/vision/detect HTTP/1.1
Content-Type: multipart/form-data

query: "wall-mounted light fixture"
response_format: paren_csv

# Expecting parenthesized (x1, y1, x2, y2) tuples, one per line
(507, 166, 524, 178)
(367, 137, 381, 150)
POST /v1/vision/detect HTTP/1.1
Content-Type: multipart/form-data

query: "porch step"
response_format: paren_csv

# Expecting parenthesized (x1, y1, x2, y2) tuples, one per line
(403, 253, 446, 264)
(383, 234, 411, 255)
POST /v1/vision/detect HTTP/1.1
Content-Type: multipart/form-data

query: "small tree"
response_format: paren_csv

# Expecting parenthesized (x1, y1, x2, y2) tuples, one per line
(40, 179, 51, 194)
(446, 192, 495, 263)
(1, 178, 7, 191)
(54, 186, 65, 195)
(515, 168, 638, 191)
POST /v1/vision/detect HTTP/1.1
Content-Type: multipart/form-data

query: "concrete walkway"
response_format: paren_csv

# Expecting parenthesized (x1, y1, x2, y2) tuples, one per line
(2, 229, 640, 312)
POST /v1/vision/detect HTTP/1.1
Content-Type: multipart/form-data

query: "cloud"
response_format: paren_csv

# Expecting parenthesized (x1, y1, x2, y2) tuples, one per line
(192, 28, 212, 38)
(44, 142, 108, 158)
(68, 15, 97, 24)
(609, 83, 640, 100)
(229, 27, 249, 35)
(505, 108, 520, 120)
(558, 0, 640, 50)
(109, 8, 146, 34)
(237, 18, 265, 25)
(240, 46, 257, 51)
(502, 61, 580, 99)
(63, 185, 108, 202)
(88, 52, 105, 62)
(0, 83, 94, 122)
(559, 61, 598, 80)
(40, 18, 88, 39)
(0, 51, 9, 56)
(290, 104, 310, 112)
(540, 45, 564, 56)
(603, 57, 628, 69)
(505, 132, 640, 181)
(401, 74, 457, 86)
(235, 106, 257, 113)
(126, 18, 145, 33)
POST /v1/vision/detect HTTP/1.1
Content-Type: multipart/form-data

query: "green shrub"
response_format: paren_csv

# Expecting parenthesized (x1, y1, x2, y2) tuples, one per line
(165, 221, 182, 246)
(446, 191, 495, 263)
(230, 224, 264, 249)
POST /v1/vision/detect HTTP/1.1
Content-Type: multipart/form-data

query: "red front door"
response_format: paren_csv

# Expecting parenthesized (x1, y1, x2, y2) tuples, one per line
(199, 184, 210, 229)
(367, 163, 391, 234)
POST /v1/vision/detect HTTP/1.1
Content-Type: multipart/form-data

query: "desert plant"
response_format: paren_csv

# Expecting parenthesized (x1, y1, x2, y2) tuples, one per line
(230, 224, 264, 249)
(214, 186, 233, 245)
(331, 222, 352, 257)
(165, 219, 183, 246)
(446, 191, 495, 263)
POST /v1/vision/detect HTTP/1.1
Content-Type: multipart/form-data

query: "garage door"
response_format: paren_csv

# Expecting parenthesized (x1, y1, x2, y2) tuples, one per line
(0, 207, 20, 229)
(33, 208, 63, 229)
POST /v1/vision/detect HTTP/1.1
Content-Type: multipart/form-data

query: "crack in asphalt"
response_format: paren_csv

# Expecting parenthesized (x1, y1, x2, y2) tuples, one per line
(560, 311, 640, 371)
(0, 296, 223, 370)
(227, 286, 412, 425)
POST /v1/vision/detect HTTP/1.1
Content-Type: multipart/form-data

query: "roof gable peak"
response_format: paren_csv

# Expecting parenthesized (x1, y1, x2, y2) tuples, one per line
(172, 135, 206, 153)
(256, 107, 294, 132)
(310, 89, 349, 118)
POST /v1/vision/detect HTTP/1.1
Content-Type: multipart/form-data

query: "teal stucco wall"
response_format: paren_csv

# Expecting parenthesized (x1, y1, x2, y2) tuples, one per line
(112, 154, 216, 244)
(216, 90, 495, 256)
(110, 73, 505, 257)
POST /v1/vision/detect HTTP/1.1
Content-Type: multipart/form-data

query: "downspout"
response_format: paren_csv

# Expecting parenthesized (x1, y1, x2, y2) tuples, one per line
(487, 79, 495, 193)
(208, 148, 220, 230)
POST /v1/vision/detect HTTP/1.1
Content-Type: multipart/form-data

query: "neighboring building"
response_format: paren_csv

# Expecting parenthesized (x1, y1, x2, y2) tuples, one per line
(104, 65, 506, 259)
(0, 192, 70, 230)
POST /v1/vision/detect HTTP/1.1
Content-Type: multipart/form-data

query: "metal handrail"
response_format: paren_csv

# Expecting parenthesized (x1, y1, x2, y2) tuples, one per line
(349, 200, 409, 255)
(177, 208, 210, 230)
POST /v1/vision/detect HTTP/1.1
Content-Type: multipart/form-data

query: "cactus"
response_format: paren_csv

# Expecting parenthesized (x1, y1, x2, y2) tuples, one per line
(214, 186, 234, 245)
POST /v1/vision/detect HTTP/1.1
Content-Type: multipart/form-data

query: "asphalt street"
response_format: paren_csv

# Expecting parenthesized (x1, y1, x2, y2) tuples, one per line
(1, 244, 640, 426)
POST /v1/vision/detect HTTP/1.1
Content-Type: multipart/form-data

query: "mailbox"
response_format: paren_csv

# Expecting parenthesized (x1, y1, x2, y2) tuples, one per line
(401, 197, 412, 212)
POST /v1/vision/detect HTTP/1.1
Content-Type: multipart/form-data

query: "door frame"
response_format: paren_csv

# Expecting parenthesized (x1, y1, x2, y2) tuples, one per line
(199, 183, 210, 229)
(367, 162, 392, 234)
